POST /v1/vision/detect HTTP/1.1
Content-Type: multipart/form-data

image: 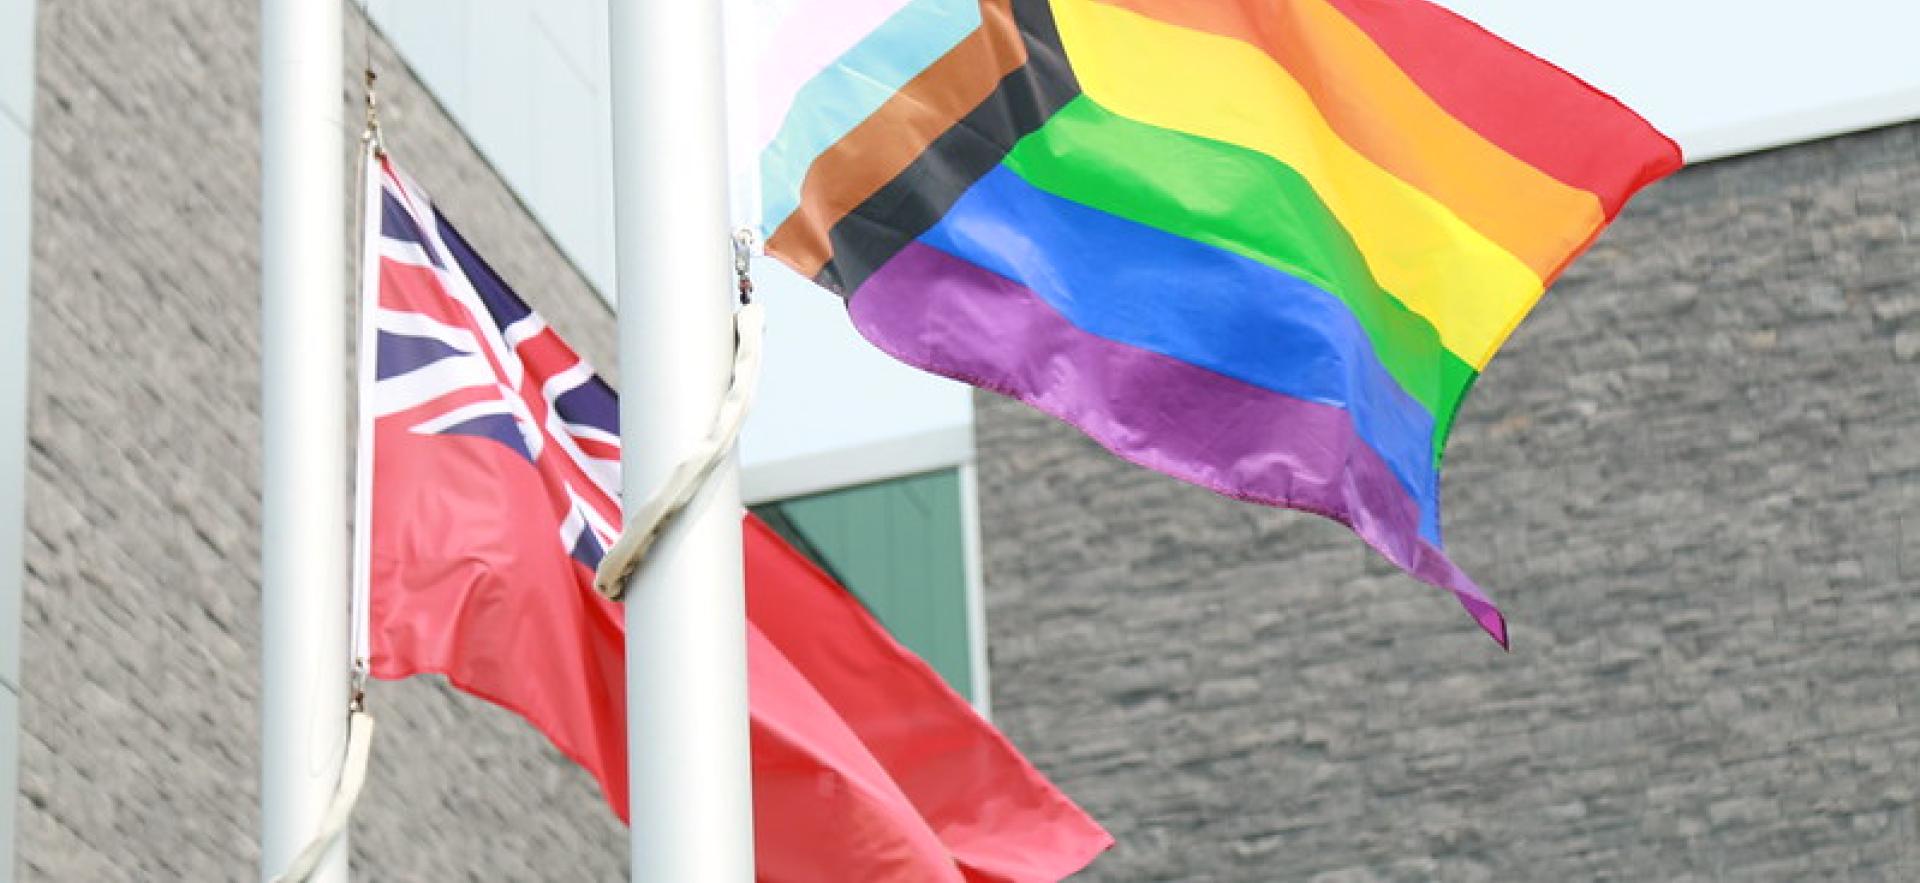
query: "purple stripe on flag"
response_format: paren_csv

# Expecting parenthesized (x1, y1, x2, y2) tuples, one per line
(850, 241, 1507, 646)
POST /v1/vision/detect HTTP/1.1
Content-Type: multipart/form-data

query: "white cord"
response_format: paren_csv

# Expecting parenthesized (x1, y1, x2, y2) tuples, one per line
(594, 301, 766, 601)
(271, 708, 376, 883)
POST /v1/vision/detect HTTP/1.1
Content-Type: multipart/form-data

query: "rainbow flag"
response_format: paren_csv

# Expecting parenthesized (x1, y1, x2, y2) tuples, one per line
(751, 0, 1682, 645)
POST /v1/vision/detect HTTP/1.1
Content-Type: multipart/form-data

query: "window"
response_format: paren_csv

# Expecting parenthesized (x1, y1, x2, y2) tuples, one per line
(752, 468, 979, 703)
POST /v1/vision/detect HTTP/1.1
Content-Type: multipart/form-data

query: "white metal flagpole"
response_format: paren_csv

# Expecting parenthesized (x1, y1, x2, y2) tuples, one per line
(259, 0, 348, 879)
(606, 0, 756, 875)
(607, 0, 757, 877)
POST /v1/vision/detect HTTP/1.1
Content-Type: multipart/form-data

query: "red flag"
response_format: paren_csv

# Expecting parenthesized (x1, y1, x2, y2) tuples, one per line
(355, 154, 1109, 879)
(747, 517, 1113, 881)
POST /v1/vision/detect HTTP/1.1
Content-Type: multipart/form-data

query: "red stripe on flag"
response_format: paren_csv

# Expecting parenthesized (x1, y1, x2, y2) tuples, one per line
(377, 260, 474, 330)
(571, 437, 620, 462)
(1324, 0, 1682, 216)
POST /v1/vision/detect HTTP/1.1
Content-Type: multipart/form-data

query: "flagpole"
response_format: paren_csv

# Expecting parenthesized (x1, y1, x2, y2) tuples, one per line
(607, 0, 756, 879)
(259, 0, 348, 879)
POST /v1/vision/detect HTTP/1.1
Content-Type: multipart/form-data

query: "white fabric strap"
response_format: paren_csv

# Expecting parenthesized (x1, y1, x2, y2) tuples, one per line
(594, 301, 766, 601)
(270, 709, 376, 883)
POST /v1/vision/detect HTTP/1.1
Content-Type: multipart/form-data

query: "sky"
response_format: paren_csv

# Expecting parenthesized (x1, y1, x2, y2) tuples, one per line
(1433, 0, 1920, 160)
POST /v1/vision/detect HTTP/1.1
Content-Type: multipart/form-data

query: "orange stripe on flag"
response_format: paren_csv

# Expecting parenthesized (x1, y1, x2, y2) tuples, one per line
(1089, 0, 1606, 281)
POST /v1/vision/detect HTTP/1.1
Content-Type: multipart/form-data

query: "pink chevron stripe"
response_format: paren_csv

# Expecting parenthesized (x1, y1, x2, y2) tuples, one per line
(753, 0, 920, 149)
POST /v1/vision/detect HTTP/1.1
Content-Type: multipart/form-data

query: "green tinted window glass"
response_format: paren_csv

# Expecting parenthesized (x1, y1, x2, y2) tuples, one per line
(753, 469, 972, 699)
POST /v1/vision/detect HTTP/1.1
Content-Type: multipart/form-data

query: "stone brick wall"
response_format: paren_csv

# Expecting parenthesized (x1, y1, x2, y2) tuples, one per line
(19, 1, 625, 877)
(978, 121, 1920, 881)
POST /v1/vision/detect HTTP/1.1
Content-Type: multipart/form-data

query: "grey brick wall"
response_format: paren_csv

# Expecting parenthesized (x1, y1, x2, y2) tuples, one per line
(20, 1, 625, 877)
(977, 121, 1920, 881)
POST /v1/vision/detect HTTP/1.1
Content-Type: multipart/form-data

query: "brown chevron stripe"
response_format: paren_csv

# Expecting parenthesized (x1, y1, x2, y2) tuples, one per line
(765, 0, 1072, 283)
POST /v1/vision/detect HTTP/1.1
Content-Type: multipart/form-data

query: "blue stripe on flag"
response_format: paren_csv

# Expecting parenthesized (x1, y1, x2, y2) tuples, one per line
(569, 524, 606, 569)
(435, 412, 534, 463)
(376, 330, 469, 381)
(382, 192, 443, 268)
(554, 377, 620, 438)
(435, 214, 535, 331)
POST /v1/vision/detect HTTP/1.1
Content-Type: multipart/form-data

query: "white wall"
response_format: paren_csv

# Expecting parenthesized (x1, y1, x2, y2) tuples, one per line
(737, 267, 973, 503)
(367, 0, 617, 293)
(1434, 0, 1920, 162)
(1, 0, 36, 876)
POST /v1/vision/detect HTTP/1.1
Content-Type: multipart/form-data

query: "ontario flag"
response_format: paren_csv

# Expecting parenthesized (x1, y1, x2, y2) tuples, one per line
(352, 151, 1111, 880)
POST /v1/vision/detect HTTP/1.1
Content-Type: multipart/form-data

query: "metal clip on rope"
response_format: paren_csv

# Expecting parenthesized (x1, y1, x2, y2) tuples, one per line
(732, 228, 757, 305)
(361, 69, 385, 154)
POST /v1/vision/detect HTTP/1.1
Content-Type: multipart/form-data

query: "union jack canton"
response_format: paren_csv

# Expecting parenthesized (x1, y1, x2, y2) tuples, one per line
(352, 155, 631, 809)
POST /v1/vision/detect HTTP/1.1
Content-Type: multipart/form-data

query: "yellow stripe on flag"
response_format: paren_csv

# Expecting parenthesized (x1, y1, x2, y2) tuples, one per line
(1089, 0, 1606, 283)
(1051, 0, 1544, 368)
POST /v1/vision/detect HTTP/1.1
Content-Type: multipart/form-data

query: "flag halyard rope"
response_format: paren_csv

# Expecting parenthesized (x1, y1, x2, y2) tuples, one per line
(269, 706, 376, 883)
(594, 236, 766, 601)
